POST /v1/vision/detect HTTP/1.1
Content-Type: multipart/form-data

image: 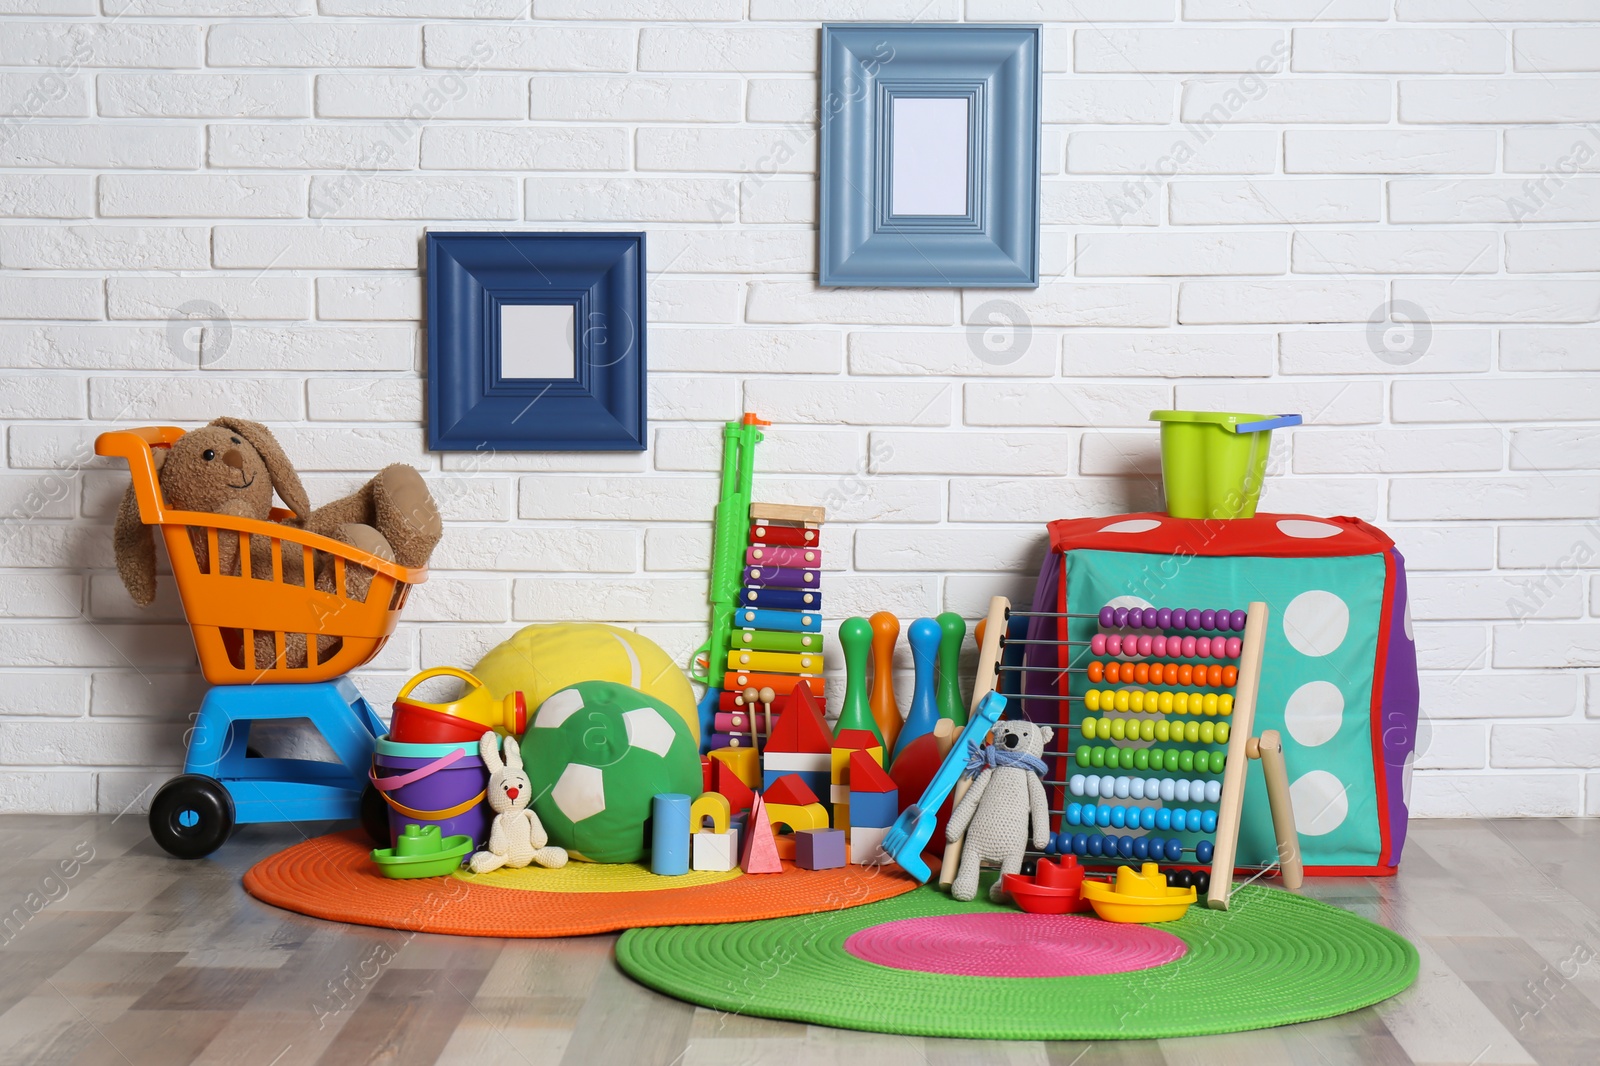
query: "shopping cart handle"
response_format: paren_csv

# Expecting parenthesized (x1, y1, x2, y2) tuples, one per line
(95, 427, 185, 524)
(1233, 414, 1302, 434)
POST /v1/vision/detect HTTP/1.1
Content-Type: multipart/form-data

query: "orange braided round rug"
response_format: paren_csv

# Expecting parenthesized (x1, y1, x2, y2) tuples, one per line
(243, 830, 922, 938)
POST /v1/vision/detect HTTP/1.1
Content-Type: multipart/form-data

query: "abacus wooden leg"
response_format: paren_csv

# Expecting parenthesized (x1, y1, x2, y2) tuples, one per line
(938, 595, 1009, 890)
(1205, 601, 1267, 912)
(1255, 728, 1303, 890)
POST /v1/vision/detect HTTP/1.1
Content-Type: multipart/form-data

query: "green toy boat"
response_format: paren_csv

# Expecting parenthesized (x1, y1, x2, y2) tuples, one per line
(371, 823, 474, 879)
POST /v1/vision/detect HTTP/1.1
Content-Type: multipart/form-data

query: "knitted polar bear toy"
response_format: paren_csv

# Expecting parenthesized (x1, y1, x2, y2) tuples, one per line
(945, 719, 1054, 903)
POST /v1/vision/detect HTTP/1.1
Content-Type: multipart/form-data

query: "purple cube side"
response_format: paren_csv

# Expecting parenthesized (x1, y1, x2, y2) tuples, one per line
(795, 828, 846, 870)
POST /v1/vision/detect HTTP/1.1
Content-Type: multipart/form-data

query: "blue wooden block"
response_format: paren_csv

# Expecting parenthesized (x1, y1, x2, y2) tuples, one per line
(651, 794, 691, 876)
(846, 788, 898, 830)
(795, 828, 846, 870)
(763, 767, 830, 801)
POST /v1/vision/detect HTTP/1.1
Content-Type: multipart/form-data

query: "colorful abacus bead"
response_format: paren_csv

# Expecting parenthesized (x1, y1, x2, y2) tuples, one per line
(1058, 833, 1209, 866)
(1095, 605, 1252, 632)
(1075, 745, 1225, 773)
(1069, 774, 1214, 802)
(1066, 806, 1218, 834)
(1093, 661, 1240, 687)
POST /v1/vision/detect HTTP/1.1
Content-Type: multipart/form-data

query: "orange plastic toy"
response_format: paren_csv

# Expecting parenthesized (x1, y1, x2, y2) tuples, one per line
(97, 427, 425, 684)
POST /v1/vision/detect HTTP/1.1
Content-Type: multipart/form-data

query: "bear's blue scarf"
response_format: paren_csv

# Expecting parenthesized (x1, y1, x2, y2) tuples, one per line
(964, 743, 1048, 780)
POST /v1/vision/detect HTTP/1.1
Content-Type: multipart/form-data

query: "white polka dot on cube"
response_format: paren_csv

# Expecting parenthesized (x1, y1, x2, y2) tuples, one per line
(1283, 589, 1350, 658)
(1277, 519, 1342, 539)
(1099, 519, 1162, 534)
(1290, 770, 1349, 836)
(1283, 680, 1344, 747)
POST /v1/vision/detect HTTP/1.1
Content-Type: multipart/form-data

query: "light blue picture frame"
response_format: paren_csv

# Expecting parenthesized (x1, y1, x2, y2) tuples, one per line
(820, 23, 1040, 288)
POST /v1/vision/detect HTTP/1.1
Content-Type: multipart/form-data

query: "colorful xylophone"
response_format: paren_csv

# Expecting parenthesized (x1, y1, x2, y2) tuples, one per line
(711, 502, 827, 750)
(974, 594, 1304, 910)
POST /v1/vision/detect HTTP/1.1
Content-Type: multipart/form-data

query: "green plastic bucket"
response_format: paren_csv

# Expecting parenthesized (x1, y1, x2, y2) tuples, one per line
(1150, 410, 1302, 520)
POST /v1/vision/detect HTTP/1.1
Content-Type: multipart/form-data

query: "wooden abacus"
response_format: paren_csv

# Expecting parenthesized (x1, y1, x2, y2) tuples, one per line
(973, 595, 1303, 910)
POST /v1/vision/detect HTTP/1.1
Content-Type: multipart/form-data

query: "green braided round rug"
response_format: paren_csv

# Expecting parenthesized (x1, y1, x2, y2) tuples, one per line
(616, 883, 1418, 1040)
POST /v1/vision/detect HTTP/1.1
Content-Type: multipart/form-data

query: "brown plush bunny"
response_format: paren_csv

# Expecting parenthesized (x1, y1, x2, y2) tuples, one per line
(114, 417, 441, 668)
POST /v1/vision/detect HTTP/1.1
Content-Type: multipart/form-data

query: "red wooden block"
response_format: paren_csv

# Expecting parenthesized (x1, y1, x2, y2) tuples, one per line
(740, 795, 783, 874)
(848, 749, 897, 794)
(833, 727, 880, 752)
(763, 772, 821, 808)
(712, 759, 755, 814)
(766, 680, 832, 756)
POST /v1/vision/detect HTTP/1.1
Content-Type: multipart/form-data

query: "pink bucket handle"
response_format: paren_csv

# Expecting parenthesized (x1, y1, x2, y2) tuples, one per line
(368, 745, 470, 792)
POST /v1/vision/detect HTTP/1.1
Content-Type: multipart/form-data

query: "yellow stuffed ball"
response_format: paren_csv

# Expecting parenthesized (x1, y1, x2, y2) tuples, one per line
(469, 623, 700, 745)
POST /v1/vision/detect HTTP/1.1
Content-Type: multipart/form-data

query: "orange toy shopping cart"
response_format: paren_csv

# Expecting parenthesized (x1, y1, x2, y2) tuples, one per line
(97, 427, 427, 858)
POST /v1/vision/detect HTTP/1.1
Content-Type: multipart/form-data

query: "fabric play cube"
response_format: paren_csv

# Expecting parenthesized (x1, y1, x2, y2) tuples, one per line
(1018, 512, 1419, 875)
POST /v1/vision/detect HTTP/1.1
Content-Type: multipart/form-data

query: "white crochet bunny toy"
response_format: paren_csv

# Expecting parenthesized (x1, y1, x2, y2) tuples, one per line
(468, 732, 568, 874)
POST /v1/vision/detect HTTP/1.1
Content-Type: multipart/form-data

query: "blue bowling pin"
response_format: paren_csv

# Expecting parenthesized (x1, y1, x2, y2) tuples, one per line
(891, 617, 942, 765)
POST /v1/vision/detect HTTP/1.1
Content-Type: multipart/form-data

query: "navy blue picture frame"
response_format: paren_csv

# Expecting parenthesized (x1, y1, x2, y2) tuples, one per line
(820, 24, 1040, 288)
(426, 231, 647, 452)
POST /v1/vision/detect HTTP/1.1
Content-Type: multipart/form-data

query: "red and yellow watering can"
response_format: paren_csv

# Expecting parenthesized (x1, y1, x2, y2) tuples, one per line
(388, 666, 527, 744)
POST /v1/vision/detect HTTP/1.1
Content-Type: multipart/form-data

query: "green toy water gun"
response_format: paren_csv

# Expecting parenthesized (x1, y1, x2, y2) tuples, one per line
(690, 413, 767, 749)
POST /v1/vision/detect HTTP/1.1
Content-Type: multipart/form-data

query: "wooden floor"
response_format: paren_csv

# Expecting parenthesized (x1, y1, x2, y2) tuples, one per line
(0, 815, 1597, 1066)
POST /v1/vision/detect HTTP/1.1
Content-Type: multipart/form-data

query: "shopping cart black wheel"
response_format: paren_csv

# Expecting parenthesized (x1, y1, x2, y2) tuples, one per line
(149, 774, 235, 859)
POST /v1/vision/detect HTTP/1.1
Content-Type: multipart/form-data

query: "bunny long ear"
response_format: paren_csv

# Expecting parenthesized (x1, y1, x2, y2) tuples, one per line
(478, 731, 503, 774)
(503, 735, 522, 771)
(208, 417, 312, 519)
(114, 482, 157, 607)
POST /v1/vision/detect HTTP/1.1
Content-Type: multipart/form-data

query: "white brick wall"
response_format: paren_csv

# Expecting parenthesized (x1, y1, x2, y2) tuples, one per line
(0, 4, 1597, 821)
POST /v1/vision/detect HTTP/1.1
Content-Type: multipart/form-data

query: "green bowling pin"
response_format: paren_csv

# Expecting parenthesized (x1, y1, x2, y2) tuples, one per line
(835, 616, 884, 746)
(935, 611, 967, 726)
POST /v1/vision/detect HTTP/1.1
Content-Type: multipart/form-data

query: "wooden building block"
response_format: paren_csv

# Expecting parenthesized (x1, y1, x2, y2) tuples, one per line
(795, 828, 846, 871)
(690, 792, 731, 834)
(691, 830, 736, 872)
(849, 824, 890, 865)
(709, 746, 760, 788)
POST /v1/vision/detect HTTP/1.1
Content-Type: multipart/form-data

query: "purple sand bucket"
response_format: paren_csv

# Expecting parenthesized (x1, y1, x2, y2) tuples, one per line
(371, 737, 490, 850)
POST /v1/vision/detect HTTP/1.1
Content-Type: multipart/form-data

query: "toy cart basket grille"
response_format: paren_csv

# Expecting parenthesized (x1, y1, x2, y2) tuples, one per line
(97, 427, 427, 686)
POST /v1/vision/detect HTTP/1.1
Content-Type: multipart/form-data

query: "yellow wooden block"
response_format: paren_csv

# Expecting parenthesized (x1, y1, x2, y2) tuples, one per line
(690, 792, 731, 835)
(831, 743, 883, 784)
(766, 801, 829, 832)
(769, 800, 828, 861)
(709, 746, 760, 788)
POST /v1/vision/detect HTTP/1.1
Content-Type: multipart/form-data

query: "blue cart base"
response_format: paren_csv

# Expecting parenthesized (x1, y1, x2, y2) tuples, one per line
(150, 677, 388, 858)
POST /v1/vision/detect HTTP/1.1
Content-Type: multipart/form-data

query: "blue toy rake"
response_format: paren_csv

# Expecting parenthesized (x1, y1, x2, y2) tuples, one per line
(881, 690, 1006, 883)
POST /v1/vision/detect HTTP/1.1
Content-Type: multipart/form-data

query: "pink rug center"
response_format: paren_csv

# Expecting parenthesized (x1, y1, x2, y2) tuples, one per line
(844, 913, 1188, 978)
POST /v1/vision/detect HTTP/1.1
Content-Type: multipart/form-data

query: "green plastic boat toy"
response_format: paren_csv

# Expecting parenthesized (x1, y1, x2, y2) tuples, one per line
(371, 823, 474, 879)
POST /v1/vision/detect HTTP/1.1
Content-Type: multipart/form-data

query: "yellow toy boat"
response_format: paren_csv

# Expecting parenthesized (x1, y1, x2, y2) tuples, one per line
(1082, 862, 1197, 923)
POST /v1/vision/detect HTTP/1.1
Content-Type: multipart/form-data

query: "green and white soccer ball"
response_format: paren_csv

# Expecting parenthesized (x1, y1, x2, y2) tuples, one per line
(523, 680, 701, 863)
